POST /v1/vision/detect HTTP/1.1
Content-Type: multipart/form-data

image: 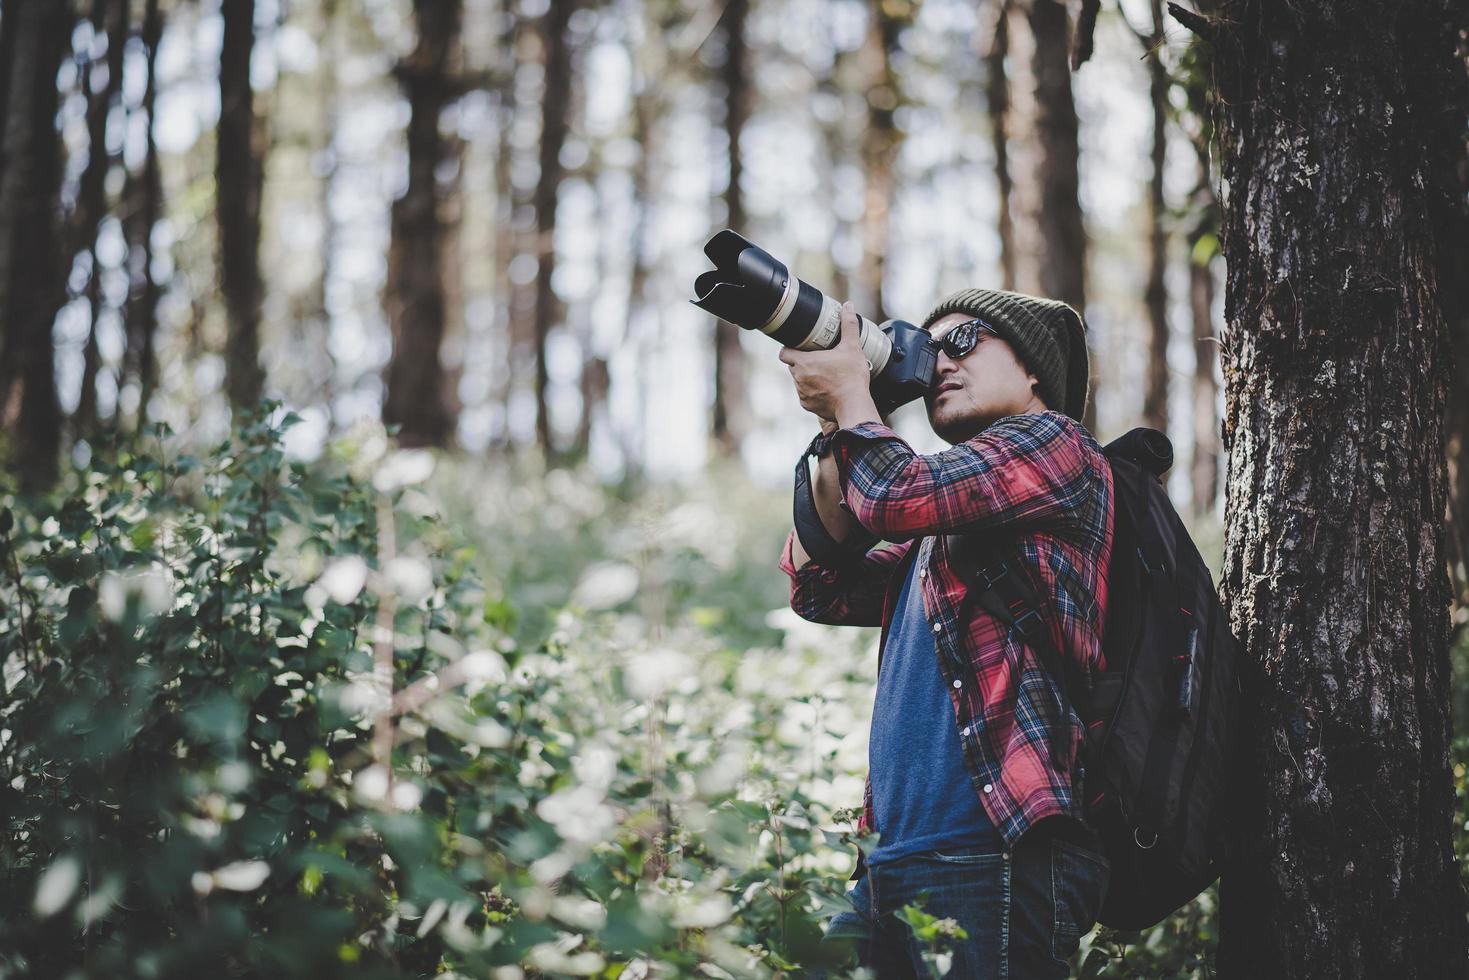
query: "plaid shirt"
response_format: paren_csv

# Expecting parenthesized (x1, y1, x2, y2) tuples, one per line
(778, 409, 1114, 854)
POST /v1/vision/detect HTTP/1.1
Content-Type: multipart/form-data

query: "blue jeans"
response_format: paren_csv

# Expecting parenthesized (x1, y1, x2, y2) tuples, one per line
(821, 818, 1110, 978)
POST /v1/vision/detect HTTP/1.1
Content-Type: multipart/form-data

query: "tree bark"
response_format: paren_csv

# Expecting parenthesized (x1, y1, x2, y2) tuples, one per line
(1139, 0, 1169, 435)
(984, 0, 1016, 292)
(532, 0, 577, 460)
(1187, 142, 1220, 519)
(710, 0, 751, 458)
(1008, 0, 1090, 429)
(856, 0, 910, 325)
(219, 0, 265, 413)
(1207, 2, 1469, 974)
(0, 0, 70, 490)
(383, 0, 463, 449)
(488, 1, 522, 455)
(73, 0, 129, 439)
(125, 0, 164, 422)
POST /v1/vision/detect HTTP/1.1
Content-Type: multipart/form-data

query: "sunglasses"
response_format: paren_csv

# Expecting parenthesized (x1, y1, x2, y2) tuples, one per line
(935, 317, 1001, 360)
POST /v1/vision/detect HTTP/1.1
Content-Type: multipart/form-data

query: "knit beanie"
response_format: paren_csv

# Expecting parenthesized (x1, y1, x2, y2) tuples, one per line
(920, 288, 1090, 422)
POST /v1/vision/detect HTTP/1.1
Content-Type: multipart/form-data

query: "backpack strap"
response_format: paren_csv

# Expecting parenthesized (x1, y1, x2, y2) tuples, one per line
(945, 535, 1094, 773)
(793, 430, 879, 566)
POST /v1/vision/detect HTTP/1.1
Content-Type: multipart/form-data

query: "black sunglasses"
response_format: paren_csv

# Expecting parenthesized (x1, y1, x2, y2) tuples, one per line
(935, 317, 1000, 360)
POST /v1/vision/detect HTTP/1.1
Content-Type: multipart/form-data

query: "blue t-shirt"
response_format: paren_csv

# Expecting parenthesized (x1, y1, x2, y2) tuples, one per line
(867, 548, 1002, 865)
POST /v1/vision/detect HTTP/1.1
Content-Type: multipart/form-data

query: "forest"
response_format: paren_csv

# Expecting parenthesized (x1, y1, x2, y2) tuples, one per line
(1, 0, 1468, 977)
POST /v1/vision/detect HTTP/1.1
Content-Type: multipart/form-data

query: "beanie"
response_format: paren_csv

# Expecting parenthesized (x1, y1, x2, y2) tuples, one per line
(920, 287, 1090, 422)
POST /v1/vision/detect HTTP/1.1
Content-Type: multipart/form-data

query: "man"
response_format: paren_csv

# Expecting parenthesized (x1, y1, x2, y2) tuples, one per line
(776, 288, 1114, 977)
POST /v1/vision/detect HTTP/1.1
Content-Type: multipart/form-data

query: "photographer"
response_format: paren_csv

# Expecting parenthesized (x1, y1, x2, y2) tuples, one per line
(777, 288, 1114, 977)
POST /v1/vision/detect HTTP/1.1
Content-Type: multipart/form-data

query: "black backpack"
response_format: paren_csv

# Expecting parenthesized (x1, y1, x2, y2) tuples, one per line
(947, 427, 1242, 931)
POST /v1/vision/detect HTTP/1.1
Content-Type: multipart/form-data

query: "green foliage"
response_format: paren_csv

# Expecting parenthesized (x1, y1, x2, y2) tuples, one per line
(0, 400, 879, 978)
(7, 401, 1464, 978)
(893, 902, 970, 977)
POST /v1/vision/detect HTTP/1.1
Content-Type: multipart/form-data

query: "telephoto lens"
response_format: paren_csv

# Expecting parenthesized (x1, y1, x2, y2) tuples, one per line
(690, 229, 938, 414)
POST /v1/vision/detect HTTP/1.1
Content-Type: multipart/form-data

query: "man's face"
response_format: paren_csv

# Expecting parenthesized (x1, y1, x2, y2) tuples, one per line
(923, 312, 1047, 444)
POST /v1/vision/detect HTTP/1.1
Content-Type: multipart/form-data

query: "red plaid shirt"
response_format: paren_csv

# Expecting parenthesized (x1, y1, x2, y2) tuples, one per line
(778, 409, 1114, 852)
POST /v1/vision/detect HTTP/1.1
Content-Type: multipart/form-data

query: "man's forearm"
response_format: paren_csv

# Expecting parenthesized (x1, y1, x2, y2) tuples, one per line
(790, 437, 862, 569)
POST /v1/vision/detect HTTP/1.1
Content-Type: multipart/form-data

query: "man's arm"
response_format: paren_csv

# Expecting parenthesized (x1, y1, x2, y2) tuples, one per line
(781, 419, 912, 626)
(789, 420, 859, 568)
(828, 410, 1098, 542)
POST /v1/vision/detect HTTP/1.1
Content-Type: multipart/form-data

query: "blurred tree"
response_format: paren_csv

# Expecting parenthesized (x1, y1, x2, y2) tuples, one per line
(219, 0, 266, 412)
(1175, 33, 1221, 519)
(1008, 0, 1090, 429)
(1136, 0, 1169, 435)
(123, 0, 164, 424)
(711, 0, 751, 458)
(489, 0, 524, 454)
(532, 0, 580, 460)
(983, 0, 1016, 292)
(1186, 143, 1220, 518)
(0, 0, 71, 491)
(857, 0, 913, 324)
(383, 0, 465, 448)
(70, 0, 129, 441)
(1190, 0, 1469, 972)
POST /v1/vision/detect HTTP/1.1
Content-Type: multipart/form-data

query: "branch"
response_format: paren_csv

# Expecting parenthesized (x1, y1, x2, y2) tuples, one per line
(1071, 0, 1102, 70)
(1166, 2, 1217, 42)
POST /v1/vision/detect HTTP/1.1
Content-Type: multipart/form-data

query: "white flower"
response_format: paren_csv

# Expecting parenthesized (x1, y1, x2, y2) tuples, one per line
(318, 556, 368, 605)
(98, 563, 174, 620)
(339, 675, 390, 719)
(671, 892, 733, 929)
(353, 764, 390, 803)
(33, 855, 80, 917)
(526, 942, 605, 976)
(571, 562, 639, 610)
(572, 745, 618, 793)
(211, 860, 270, 892)
(536, 785, 617, 845)
(373, 449, 435, 492)
(550, 895, 607, 931)
(459, 649, 507, 683)
(625, 646, 694, 701)
(390, 781, 423, 812)
(386, 556, 433, 603)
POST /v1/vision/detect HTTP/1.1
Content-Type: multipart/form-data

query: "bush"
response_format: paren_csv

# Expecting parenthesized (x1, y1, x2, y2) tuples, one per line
(0, 403, 877, 978)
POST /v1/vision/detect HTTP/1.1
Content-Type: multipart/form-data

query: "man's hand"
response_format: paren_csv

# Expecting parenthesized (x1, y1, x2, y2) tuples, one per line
(778, 302, 878, 426)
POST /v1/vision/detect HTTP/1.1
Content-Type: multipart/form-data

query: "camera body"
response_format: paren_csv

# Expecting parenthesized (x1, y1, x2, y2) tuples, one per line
(690, 229, 940, 415)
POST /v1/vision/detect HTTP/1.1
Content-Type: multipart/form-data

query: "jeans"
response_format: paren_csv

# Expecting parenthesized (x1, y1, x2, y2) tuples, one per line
(820, 818, 1110, 979)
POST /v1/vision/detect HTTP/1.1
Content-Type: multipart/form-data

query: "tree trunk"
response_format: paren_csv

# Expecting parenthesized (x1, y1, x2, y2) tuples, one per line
(856, 0, 912, 325)
(383, 0, 462, 449)
(710, 0, 750, 458)
(1008, 0, 1090, 429)
(532, 0, 577, 461)
(1208, 2, 1469, 974)
(73, 0, 129, 440)
(621, 79, 654, 477)
(1187, 144, 1220, 520)
(1139, 0, 1169, 435)
(126, 0, 163, 423)
(0, 0, 70, 490)
(219, 0, 265, 413)
(488, 2, 522, 455)
(984, 0, 1016, 292)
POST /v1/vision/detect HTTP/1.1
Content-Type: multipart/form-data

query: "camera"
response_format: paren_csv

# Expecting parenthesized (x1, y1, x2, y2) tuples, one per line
(690, 229, 939, 415)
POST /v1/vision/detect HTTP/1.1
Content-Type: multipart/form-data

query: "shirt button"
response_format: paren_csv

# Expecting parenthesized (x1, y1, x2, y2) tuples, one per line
(952, 679, 962, 689)
(982, 783, 993, 794)
(918, 567, 927, 579)
(961, 727, 971, 737)
(932, 622, 942, 634)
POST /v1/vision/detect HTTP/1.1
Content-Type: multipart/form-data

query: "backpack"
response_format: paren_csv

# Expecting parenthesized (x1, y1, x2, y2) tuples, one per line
(947, 426, 1243, 931)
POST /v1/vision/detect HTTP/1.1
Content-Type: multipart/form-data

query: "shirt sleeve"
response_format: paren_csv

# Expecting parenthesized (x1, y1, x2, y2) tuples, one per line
(827, 410, 1097, 542)
(778, 528, 913, 627)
